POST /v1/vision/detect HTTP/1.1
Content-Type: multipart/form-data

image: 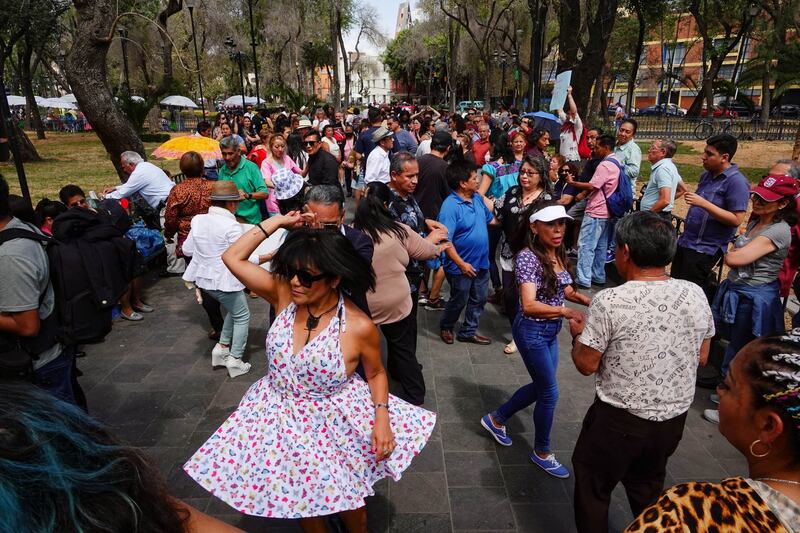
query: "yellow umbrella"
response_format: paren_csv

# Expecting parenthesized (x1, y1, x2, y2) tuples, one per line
(152, 135, 221, 160)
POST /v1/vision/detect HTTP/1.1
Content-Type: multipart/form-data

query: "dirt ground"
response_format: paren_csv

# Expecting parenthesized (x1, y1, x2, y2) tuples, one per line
(673, 140, 794, 168)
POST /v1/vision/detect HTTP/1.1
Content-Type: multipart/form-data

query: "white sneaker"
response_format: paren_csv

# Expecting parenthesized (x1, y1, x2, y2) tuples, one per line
(703, 409, 719, 424)
(710, 393, 719, 405)
(211, 343, 230, 367)
(226, 358, 251, 378)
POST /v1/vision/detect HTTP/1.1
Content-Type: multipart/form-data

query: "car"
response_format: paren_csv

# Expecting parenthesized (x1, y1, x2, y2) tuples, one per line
(700, 105, 738, 118)
(722, 101, 759, 118)
(607, 104, 638, 116)
(773, 104, 800, 119)
(637, 103, 686, 117)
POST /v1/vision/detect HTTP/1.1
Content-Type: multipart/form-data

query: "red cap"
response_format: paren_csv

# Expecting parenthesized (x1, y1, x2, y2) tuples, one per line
(752, 174, 798, 202)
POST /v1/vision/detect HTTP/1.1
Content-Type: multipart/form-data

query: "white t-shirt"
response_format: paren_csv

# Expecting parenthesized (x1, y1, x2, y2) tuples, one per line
(579, 279, 715, 421)
(364, 146, 391, 184)
(558, 111, 583, 162)
(416, 139, 432, 158)
(322, 137, 341, 160)
(106, 161, 175, 208)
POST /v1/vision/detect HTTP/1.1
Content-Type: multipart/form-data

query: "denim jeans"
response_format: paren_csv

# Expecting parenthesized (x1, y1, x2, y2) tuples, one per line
(720, 295, 754, 377)
(440, 269, 490, 338)
(576, 215, 610, 286)
(34, 346, 83, 407)
(492, 318, 561, 453)
(205, 289, 250, 359)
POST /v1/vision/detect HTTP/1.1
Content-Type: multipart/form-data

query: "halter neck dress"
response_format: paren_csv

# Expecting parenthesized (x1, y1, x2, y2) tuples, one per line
(184, 295, 436, 518)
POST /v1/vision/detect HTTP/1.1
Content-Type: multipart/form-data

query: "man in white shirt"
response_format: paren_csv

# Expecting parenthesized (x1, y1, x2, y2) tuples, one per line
(639, 138, 684, 215)
(569, 211, 714, 533)
(104, 151, 175, 209)
(364, 126, 394, 185)
(557, 86, 583, 163)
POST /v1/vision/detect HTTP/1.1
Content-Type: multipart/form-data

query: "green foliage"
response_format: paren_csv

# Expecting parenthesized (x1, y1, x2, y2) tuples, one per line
(116, 95, 152, 134)
(270, 85, 322, 110)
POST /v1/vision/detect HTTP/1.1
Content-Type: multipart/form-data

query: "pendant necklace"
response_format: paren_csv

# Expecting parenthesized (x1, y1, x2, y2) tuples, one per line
(304, 301, 339, 344)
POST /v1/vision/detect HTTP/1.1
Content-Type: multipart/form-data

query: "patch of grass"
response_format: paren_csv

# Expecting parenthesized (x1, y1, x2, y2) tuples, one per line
(674, 142, 698, 155)
(1, 132, 180, 201)
(639, 159, 768, 184)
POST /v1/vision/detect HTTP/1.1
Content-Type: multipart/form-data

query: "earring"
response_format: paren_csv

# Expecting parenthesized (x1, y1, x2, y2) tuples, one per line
(750, 439, 771, 458)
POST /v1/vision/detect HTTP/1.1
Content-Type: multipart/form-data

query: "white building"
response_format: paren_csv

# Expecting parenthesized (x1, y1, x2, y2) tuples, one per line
(338, 52, 392, 105)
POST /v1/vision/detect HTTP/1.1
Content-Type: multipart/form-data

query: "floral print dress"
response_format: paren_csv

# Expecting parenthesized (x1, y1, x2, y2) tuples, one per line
(184, 296, 437, 518)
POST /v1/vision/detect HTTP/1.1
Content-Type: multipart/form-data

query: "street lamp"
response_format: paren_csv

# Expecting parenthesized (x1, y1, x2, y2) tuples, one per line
(225, 37, 247, 110)
(185, 0, 206, 118)
(117, 25, 131, 97)
(246, 0, 261, 108)
(494, 50, 508, 104)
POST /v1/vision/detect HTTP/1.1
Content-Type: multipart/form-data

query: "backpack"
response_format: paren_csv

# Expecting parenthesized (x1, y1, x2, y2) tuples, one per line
(577, 126, 591, 159)
(600, 158, 633, 219)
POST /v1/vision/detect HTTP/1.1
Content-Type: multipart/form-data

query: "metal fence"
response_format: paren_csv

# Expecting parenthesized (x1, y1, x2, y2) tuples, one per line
(594, 115, 799, 142)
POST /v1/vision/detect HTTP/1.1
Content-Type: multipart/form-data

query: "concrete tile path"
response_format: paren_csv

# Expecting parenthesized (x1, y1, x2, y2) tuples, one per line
(79, 277, 745, 532)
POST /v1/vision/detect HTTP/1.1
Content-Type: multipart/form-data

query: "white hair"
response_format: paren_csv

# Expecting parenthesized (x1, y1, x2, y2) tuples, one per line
(120, 151, 144, 166)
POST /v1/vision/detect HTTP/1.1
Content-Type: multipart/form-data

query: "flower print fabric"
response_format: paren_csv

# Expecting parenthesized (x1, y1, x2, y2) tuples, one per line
(515, 247, 572, 321)
(184, 296, 436, 518)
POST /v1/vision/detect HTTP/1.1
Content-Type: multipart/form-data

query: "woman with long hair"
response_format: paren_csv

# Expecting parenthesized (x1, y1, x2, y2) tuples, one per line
(240, 115, 259, 151)
(526, 128, 550, 159)
(704, 174, 799, 424)
(212, 113, 228, 140)
(410, 117, 422, 144)
(496, 156, 553, 354)
(353, 182, 448, 406)
(185, 218, 436, 531)
(628, 331, 800, 531)
(259, 134, 303, 218)
(0, 383, 241, 533)
(481, 200, 590, 479)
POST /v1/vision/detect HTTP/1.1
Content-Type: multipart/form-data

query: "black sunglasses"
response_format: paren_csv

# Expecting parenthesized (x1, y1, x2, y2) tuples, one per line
(303, 140, 317, 146)
(287, 266, 328, 288)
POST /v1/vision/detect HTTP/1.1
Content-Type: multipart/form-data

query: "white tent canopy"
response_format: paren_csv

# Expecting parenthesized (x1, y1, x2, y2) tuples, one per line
(62, 93, 78, 103)
(41, 98, 77, 109)
(160, 95, 197, 108)
(4, 95, 26, 106)
(223, 95, 264, 107)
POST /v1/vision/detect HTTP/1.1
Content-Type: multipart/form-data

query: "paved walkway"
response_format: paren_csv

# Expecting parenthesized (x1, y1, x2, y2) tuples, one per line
(80, 276, 746, 532)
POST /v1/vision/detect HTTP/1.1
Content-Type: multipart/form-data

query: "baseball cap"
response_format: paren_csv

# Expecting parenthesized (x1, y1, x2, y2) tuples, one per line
(752, 174, 799, 202)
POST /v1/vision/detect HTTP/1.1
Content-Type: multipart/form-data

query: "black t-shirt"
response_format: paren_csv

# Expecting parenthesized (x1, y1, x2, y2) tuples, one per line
(307, 150, 340, 186)
(414, 154, 450, 220)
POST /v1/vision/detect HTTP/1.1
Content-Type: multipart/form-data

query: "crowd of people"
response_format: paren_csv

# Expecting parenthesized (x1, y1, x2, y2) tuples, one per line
(2, 92, 800, 532)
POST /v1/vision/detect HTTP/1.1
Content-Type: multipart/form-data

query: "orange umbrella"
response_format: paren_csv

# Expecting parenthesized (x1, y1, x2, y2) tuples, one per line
(152, 135, 221, 160)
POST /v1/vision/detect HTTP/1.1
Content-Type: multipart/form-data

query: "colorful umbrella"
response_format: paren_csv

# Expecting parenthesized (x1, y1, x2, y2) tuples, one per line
(152, 135, 221, 160)
(523, 111, 561, 139)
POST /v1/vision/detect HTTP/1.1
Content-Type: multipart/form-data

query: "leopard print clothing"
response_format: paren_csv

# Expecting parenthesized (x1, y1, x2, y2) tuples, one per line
(625, 477, 793, 533)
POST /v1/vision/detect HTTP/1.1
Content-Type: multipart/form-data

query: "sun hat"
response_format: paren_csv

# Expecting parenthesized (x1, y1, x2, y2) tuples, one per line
(272, 168, 305, 200)
(210, 180, 242, 201)
(529, 205, 573, 223)
(751, 174, 799, 202)
(297, 118, 313, 129)
(372, 125, 394, 143)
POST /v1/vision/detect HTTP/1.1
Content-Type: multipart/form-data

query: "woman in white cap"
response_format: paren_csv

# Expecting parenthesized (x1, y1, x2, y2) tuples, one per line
(182, 180, 252, 378)
(480, 200, 590, 479)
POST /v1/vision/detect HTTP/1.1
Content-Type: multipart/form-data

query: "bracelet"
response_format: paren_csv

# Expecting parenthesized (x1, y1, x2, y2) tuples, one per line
(374, 402, 389, 411)
(571, 334, 580, 347)
(256, 222, 269, 238)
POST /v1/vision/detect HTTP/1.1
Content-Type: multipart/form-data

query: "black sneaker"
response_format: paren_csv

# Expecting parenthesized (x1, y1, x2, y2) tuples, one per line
(424, 298, 447, 311)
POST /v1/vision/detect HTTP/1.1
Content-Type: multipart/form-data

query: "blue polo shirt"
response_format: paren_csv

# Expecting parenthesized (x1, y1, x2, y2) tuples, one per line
(678, 164, 750, 256)
(438, 190, 494, 275)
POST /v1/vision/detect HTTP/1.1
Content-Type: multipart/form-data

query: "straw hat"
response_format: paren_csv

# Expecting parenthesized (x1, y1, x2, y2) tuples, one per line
(210, 180, 242, 201)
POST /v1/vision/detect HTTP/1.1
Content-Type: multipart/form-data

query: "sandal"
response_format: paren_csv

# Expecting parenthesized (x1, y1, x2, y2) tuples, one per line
(503, 340, 517, 355)
(120, 310, 144, 321)
(133, 303, 154, 313)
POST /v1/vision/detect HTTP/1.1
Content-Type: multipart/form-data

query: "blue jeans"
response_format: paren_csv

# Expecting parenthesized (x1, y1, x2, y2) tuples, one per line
(205, 289, 250, 359)
(440, 269, 490, 338)
(720, 295, 754, 377)
(34, 346, 80, 407)
(576, 215, 610, 286)
(493, 318, 561, 453)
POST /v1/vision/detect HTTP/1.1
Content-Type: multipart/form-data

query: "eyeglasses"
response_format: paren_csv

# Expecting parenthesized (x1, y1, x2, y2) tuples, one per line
(286, 266, 328, 288)
(519, 169, 539, 177)
(303, 140, 318, 146)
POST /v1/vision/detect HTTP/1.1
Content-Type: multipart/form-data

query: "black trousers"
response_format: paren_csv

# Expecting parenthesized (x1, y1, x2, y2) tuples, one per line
(380, 296, 425, 405)
(185, 256, 224, 332)
(572, 399, 687, 533)
(670, 245, 720, 302)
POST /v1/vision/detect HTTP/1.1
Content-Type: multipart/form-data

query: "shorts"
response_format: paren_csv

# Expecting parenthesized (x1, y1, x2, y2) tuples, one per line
(351, 169, 366, 191)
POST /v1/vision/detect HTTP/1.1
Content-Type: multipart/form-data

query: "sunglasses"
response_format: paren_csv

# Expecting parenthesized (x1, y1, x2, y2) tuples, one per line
(303, 140, 318, 146)
(287, 266, 328, 288)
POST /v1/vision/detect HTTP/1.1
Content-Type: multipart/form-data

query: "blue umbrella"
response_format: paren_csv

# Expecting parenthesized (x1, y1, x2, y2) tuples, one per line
(523, 111, 561, 139)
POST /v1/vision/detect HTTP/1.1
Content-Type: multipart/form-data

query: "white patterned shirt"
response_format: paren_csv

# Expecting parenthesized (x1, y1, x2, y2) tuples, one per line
(580, 279, 714, 421)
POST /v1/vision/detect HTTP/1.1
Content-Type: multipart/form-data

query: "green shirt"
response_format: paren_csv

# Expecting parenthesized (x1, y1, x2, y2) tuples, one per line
(218, 157, 267, 224)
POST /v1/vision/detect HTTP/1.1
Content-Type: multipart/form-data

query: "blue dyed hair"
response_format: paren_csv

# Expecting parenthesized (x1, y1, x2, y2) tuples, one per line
(0, 384, 187, 532)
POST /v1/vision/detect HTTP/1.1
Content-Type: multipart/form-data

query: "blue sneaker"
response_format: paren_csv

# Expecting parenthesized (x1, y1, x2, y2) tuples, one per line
(605, 249, 616, 263)
(530, 451, 570, 478)
(480, 414, 512, 446)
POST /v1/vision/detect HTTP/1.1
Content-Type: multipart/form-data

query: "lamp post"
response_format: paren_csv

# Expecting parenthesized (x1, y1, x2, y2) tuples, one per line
(185, 0, 205, 118)
(225, 37, 247, 110)
(246, 0, 261, 108)
(117, 25, 131, 97)
(494, 50, 508, 105)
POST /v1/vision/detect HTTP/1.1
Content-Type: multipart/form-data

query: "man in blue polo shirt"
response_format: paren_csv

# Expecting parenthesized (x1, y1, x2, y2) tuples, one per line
(672, 134, 750, 300)
(438, 159, 498, 345)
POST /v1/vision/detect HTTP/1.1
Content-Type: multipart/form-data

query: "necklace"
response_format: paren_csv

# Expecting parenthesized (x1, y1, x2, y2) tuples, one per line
(757, 477, 800, 486)
(634, 272, 669, 280)
(304, 300, 339, 344)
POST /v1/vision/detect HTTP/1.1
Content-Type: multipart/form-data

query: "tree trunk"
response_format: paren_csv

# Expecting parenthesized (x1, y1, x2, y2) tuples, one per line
(0, 55, 41, 162)
(20, 37, 45, 140)
(625, 4, 646, 114)
(338, 16, 350, 107)
(329, 1, 341, 111)
(67, 0, 144, 181)
(589, 63, 606, 119)
(792, 122, 800, 160)
(760, 61, 771, 127)
(448, 18, 458, 113)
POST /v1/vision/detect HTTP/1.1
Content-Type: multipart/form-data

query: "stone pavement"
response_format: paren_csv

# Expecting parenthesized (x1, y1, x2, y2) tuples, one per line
(79, 276, 746, 532)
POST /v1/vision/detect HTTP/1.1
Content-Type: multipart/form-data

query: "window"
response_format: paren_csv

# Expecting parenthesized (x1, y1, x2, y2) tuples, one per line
(717, 64, 735, 80)
(662, 42, 686, 68)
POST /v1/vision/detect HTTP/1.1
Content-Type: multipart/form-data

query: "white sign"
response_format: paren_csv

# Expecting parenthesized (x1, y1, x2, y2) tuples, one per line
(549, 70, 573, 112)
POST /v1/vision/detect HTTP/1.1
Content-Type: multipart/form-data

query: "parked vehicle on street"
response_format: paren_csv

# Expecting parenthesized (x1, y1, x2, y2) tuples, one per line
(700, 105, 739, 118)
(637, 103, 686, 116)
(773, 104, 800, 118)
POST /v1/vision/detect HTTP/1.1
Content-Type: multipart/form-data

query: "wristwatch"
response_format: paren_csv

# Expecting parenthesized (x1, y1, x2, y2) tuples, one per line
(246, 192, 253, 200)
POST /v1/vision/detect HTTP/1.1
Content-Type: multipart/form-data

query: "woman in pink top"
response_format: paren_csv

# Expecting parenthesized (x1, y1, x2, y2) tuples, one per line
(353, 182, 449, 406)
(260, 134, 302, 217)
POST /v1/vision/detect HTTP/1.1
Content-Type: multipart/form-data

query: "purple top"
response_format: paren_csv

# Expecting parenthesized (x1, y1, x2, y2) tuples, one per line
(515, 248, 573, 321)
(677, 164, 750, 256)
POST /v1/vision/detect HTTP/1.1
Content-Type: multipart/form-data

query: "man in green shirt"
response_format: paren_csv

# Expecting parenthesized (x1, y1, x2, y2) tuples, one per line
(218, 136, 268, 224)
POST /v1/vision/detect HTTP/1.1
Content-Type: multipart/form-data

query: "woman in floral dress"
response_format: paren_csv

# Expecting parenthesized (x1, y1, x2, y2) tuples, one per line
(184, 212, 436, 532)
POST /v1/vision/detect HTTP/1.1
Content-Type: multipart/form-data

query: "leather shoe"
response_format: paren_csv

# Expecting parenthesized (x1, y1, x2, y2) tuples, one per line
(440, 330, 454, 344)
(457, 334, 491, 345)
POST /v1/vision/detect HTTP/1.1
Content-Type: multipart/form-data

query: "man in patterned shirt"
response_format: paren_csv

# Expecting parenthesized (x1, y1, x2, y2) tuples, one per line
(569, 211, 714, 533)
